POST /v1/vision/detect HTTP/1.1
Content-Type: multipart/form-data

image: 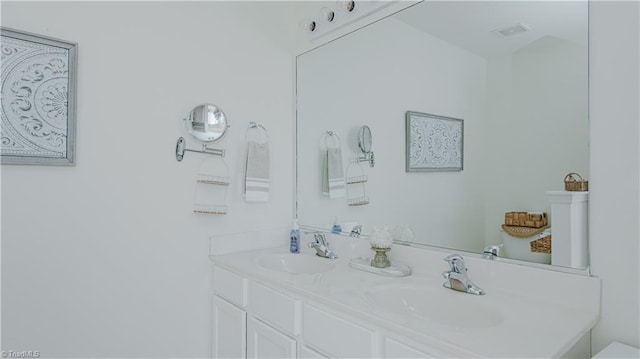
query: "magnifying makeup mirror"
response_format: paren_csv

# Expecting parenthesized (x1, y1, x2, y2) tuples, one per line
(358, 125, 372, 153)
(175, 104, 228, 161)
(184, 104, 229, 142)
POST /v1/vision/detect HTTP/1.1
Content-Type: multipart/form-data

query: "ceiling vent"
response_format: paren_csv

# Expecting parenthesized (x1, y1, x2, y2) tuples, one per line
(492, 23, 532, 37)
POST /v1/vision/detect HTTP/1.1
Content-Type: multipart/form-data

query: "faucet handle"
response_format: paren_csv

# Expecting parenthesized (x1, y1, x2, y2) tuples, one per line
(350, 225, 362, 237)
(313, 232, 328, 246)
(483, 244, 503, 259)
(444, 254, 467, 273)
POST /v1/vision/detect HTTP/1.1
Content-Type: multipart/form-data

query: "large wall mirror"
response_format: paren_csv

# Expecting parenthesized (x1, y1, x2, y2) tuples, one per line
(296, 1, 589, 269)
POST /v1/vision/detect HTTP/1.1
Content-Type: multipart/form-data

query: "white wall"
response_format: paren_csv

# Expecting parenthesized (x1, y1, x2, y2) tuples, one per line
(589, 1, 640, 353)
(297, 18, 488, 252)
(1, 2, 295, 358)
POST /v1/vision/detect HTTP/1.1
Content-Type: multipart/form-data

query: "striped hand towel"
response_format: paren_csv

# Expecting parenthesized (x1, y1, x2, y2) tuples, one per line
(322, 147, 345, 199)
(244, 141, 270, 202)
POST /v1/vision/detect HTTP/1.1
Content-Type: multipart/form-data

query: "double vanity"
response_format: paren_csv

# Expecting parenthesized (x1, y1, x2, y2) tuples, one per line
(210, 231, 600, 358)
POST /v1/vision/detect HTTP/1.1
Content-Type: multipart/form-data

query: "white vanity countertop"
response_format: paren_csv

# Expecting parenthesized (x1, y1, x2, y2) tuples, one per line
(210, 234, 600, 358)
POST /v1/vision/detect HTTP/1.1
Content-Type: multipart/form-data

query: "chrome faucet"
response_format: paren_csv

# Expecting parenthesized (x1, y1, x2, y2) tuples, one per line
(442, 254, 485, 295)
(308, 232, 338, 259)
(350, 225, 362, 237)
(483, 244, 503, 260)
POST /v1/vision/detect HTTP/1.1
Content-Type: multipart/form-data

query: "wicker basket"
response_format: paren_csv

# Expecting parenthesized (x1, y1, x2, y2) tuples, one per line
(530, 235, 552, 254)
(501, 226, 552, 263)
(502, 224, 548, 238)
(504, 212, 548, 228)
(564, 172, 589, 191)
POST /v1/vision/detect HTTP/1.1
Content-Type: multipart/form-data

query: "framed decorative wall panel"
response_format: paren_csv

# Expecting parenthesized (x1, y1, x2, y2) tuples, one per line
(1, 28, 77, 165)
(406, 111, 463, 172)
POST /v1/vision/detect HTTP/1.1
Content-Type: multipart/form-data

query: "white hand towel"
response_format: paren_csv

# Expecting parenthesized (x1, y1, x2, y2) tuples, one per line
(244, 141, 270, 202)
(322, 147, 345, 199)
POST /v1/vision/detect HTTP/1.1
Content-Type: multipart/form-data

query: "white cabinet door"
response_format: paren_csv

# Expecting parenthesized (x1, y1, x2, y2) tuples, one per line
(213, 295, 246, 359)
(247, 317, 296, 359)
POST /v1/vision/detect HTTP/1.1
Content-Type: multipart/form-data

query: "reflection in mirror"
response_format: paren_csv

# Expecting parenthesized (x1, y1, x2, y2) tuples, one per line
(357, 125, 375, 167)
(296, 1, 589, 269)
(185, 104, 229, 142)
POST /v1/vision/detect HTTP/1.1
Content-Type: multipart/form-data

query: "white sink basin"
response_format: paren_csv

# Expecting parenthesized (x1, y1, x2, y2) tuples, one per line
(365, 282, 504, 329)
(258, 253, 336, 274)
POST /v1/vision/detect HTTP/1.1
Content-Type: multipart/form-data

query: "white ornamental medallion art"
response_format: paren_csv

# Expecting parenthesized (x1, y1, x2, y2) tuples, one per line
(406, 111, 463, 172)
(1, 29, 76, 165)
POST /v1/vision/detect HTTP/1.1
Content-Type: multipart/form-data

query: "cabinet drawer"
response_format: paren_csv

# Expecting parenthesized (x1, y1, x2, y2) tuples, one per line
(251, 281, 301, 336)
(213, 266, 248, 308)
(303, 304, 374, 358)
(385, 337, 445, 358)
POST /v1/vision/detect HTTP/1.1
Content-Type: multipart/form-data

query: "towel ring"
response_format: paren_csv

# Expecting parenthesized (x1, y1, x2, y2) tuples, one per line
(245, 122, 270, 143)
(324, 130, 342, 149)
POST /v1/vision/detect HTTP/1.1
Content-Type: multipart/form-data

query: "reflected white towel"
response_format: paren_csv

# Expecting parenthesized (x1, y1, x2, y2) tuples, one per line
(322, 147, 345, 199)
(244, 141, 270, 202)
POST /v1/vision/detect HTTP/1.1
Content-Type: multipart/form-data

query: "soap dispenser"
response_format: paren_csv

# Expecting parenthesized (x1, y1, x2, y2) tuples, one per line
(290, 219, 300, 253)
(331, 216, 342, 234)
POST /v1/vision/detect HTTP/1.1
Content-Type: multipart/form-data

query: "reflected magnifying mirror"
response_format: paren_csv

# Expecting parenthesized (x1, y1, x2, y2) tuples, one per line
(357, 125, 375, 167)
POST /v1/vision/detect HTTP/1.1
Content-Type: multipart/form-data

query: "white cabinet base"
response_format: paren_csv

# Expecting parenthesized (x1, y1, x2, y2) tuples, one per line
(299, 346, 329, 359)
(303, 304, 374, 358)
(213, 295, 246, 359)
(247, 317, 297, 359)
